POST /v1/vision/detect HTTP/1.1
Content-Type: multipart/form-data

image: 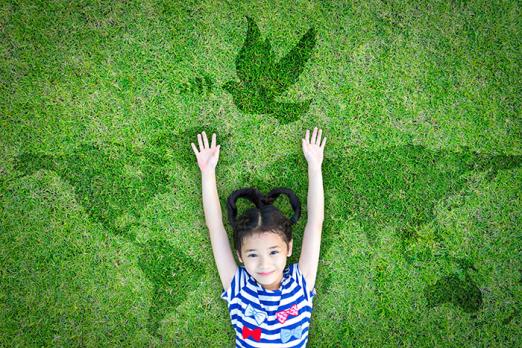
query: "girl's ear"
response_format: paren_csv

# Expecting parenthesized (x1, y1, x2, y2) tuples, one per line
(287, 240, 293, 257)
(236, 250, 243, 263)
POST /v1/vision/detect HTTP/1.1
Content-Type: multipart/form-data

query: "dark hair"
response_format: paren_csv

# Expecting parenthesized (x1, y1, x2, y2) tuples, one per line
(226, 188, 301, 256)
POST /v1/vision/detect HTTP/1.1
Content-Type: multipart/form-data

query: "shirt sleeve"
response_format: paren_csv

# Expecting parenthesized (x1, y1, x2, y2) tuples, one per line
(293, 263, 317, 302)
(220, 266, 247, 304)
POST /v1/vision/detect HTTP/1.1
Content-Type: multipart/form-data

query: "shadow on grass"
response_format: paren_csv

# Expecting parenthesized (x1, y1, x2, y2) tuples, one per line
(13, 142, 521, 322)
(247, 144, 521, 314)
(138, 237, 204, 337)
(14, 127, 232, 243)
(254, 144, 521, 256)
(223, 16, 316, 125)
(424, 272, 482, 313)
(12, 128, 231, 340)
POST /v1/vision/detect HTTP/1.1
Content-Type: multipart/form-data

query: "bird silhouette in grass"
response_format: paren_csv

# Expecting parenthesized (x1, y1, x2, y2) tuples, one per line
(223, 16, 317, 125)
(424, 261, 483, 314)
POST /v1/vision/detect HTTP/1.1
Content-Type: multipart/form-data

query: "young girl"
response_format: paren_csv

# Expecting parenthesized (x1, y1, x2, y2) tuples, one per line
(191, 128, 326, 347)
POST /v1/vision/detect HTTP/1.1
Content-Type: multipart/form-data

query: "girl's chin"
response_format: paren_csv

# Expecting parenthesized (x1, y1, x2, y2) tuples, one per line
(257, 276, 273, 283)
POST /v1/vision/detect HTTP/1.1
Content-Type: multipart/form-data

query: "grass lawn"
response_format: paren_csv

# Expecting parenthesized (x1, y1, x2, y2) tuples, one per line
(1, 0, 521, 346)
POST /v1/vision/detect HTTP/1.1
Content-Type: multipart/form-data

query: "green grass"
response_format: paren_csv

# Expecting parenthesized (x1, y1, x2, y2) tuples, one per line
(1, 0, 521, 346)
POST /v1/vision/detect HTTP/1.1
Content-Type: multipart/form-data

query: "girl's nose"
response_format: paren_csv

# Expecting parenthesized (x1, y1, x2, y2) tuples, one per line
(260, 256, 270, 268)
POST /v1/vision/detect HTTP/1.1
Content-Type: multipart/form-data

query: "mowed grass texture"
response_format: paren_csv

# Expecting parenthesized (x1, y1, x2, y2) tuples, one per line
(1, 0, 521, 346)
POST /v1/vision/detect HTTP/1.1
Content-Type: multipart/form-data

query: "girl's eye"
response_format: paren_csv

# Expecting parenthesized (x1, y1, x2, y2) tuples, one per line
(248, 251, 278, 257)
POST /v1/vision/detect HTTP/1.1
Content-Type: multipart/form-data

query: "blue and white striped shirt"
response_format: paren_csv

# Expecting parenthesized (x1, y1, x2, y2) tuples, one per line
(221, 263, 317, 347)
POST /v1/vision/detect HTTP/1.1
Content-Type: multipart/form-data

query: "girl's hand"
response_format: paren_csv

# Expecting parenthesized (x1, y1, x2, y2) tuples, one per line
(302, 127, 326, 169)
(191, 131, 221, 173)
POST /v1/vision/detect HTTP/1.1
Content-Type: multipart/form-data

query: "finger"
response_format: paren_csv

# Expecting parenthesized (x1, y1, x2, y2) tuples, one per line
(305, 129, 310, 143)
(202, 131, 209, 149)
(321, 137, 327, 148)
(311, 127, 318, 144)
(317, 129, 322, 145)
(211, 133, 216, 148)
(191, 143, 199, 156)
(197, 133, 203, 150)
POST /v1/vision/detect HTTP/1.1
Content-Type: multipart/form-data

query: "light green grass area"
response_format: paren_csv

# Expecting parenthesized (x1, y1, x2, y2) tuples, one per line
(1, 0, 521, 346)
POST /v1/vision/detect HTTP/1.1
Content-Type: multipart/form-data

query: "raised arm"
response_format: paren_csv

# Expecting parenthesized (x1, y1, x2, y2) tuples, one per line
(192, 132, 238, 291)
(298, 128, 326, 294)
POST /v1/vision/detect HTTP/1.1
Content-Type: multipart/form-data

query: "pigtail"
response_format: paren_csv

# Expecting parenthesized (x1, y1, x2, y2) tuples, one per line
(264, 188, 301, 225)
(226, 188, 264, 229)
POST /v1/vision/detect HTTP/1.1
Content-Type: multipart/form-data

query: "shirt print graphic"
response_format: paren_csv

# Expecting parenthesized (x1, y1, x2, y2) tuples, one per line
(242, 325, 262, 341)
(242, 303, 302, 343)
(281, 324, 303, 343)
(275, 303, 299, 324)
(245, 303, 267, 325)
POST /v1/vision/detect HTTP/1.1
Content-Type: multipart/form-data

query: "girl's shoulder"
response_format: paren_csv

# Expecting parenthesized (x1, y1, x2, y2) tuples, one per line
(220, 265, 251, 303)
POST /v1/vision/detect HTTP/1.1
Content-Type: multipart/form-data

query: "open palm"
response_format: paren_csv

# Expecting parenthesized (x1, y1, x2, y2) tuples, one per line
(191, 131, 220, 172)
(302, 127, 326, 168)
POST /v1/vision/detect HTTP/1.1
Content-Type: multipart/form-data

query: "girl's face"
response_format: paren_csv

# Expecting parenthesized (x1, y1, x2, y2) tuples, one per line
(237, 231, 293, 291)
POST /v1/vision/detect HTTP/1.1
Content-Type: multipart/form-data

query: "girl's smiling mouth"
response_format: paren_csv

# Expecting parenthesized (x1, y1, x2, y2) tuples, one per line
(258, 271, 274, 276)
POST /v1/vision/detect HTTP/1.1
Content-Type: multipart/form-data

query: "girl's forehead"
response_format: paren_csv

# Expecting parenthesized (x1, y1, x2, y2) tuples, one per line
(242, 231, 286, 246)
